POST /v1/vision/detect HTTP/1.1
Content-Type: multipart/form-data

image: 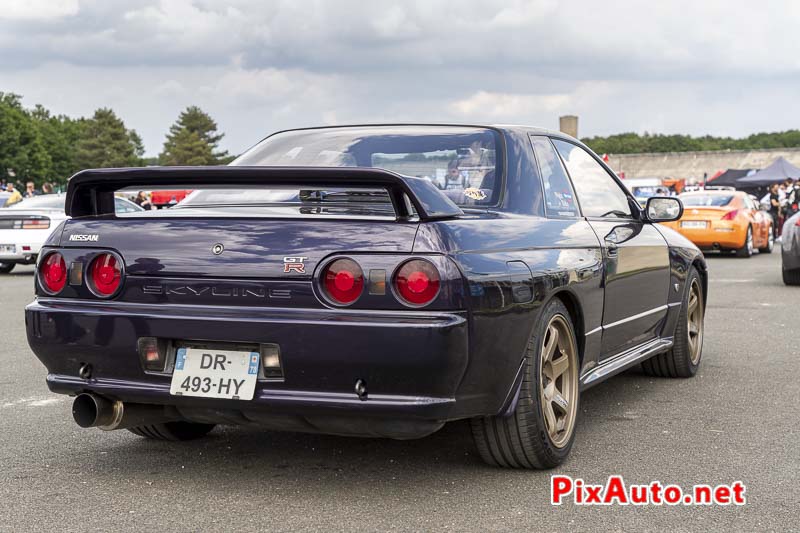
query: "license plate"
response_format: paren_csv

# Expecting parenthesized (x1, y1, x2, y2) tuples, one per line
(170, 347, 259, 400)
(0, 244, 16, 254)
(681, 221, 707, 229)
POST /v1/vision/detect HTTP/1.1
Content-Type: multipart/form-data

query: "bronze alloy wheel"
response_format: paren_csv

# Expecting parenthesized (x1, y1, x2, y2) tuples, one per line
(539, 314, 579, 448)
(687, 278, 704, 365)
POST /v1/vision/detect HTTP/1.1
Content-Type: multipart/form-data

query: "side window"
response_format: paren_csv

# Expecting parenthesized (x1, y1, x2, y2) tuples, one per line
(552, 139, 632, 218)
(531, 136, 579, 217)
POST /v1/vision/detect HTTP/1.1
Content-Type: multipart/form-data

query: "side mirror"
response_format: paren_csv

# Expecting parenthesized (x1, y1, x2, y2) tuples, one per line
(646, 196, 683, 222)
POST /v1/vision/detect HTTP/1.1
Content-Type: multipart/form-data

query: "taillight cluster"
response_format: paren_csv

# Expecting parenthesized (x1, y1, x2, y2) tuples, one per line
(38, 251, 123, 298)
(40, 252, 67, 294)
(720, 210, 739, 221)
(323, 258, 364, 305)
(320, 257, 441, 307)
(88, 253, 122, 296)
(394, 259, 440, 306)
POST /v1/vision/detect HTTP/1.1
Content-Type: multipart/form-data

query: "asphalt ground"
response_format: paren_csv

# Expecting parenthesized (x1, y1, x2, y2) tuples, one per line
(0, 251, 798, 532)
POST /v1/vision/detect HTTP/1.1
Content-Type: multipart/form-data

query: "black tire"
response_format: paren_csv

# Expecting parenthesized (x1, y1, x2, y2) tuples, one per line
(735, 226, 753, 258)
(783, 267, 800, 285)
(642, 267, 704, 378)
(758, 225, 774, 254)
(0, 262, 15, 274)
(470, 298, 579, 469)
(128, 421, 216, 441)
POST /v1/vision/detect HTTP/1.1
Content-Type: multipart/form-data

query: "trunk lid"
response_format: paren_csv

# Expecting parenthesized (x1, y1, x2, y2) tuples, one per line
(60, 215, 419, 279)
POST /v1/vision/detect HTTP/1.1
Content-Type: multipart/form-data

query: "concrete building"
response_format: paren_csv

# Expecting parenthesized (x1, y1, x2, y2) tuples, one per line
(559, 115, 578, 138)
(607, 147, 800, 182)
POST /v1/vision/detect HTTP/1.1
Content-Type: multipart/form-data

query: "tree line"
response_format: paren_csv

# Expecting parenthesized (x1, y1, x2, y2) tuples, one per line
(582, 130, 800, 155)
(0, 92, 233, 188)
(5, 90, 800, 186)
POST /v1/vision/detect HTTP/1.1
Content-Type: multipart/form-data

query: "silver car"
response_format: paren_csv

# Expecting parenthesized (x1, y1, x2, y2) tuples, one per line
(782, 211, 800, 285)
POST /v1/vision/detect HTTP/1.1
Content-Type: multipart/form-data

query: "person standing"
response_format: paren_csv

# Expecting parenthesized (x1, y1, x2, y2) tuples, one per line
(134, 191, 153, 210)
(23, 181, 39, 198)
(5, 183, 22, 205)
(768, 183, 782, 238)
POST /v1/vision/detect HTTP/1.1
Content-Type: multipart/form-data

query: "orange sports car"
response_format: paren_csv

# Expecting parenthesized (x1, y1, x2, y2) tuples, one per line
(660, 189, 774, 257)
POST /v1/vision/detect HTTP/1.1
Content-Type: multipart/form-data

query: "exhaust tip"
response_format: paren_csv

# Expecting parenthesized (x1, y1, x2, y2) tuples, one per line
(72, 393, 100, 428)
(72, 393, 122, 429)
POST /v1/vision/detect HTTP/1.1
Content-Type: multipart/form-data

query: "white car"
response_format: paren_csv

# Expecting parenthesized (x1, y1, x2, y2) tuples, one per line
(0, 194, 143, 274)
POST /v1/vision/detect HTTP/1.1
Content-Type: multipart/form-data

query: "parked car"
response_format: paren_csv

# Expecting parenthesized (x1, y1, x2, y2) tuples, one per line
(0, 194, 143, 273)
(26, 125, 706, 469)
(659, 189, 773, 257)
(150, 189, 192, 208)
(781, 210, 800, 285)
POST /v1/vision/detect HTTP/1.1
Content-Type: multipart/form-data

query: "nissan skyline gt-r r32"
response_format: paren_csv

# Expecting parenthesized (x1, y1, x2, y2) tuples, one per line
(26, 125, 707, 469)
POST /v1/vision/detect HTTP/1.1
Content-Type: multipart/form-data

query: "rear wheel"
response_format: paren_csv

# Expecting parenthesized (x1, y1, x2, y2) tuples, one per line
(642, 267, 704, 378)
(0, 262, 15, 274)
(783, 267, 800, 285)
(735, 226, 753, 257)
(470, 299, 579, 469)
(758, 226, 774, 254)
(128, 421, 216, 441)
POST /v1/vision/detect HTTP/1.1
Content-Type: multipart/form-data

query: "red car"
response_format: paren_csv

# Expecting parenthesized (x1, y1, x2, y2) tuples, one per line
(150, 189, 192, 208)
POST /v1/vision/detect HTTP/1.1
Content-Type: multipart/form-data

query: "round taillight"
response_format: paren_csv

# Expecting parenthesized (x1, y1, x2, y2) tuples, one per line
(89, 253, 122, 297)
(394, 259, 440, 307)
(322, 258, 364, 305)
(40, 252, 67, 294)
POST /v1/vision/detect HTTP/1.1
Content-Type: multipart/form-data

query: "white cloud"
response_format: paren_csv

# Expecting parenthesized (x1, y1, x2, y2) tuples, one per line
(1, 0, 800, 157)
(0, 0, 79, 20)
(449, 91, 571, 119)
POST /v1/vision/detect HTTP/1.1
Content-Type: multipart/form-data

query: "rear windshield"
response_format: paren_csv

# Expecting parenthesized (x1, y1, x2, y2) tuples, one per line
(680, 194, 734, 207)
(233, 126, 502, 208)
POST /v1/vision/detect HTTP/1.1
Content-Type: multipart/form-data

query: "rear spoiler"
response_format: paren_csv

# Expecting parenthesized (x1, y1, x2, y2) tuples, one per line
(65, 166, 464, 221)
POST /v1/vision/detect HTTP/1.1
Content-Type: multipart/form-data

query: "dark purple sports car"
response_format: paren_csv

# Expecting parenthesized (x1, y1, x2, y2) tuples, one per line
(26, 125, 706, 469)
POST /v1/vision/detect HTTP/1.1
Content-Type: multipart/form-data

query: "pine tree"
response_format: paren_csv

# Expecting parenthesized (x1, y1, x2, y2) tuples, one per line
(75, 108, 144, 169)
(159, 106, 232, 166)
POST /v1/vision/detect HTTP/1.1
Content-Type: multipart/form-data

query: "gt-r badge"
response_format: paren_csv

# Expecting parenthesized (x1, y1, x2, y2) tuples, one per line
(283, 256, 307, 273)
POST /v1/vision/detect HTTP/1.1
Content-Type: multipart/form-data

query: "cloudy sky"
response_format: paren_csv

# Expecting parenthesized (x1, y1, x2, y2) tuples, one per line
(1, 0, 799, 156)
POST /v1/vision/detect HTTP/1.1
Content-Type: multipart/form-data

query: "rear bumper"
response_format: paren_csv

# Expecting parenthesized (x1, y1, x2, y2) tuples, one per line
(0, 236, 43, 263)
(670, 222, 746, 249)
(26, 299, 471, 438)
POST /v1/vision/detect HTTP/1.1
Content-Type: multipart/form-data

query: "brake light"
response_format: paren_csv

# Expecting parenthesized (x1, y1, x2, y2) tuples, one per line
(22, 218, 50, 230)
(394, 259, 440, 306)
(721, 210, 739, 221)
(88, 253, 122, 297)
(322, 258, 364, 305)
(40, 252, 67, 294)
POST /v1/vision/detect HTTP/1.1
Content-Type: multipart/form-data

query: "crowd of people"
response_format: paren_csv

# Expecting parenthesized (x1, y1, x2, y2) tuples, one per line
(0, 180, 57, 206)
(762, 178, 800, 238)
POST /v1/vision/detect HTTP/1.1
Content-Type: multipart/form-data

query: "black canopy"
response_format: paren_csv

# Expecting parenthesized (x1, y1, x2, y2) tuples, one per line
(708, 168, 754, 187)
(737, 157, 800, 186)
